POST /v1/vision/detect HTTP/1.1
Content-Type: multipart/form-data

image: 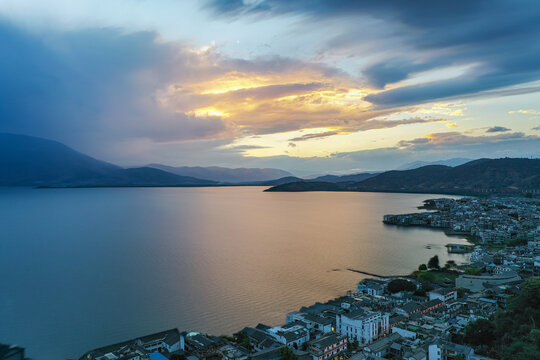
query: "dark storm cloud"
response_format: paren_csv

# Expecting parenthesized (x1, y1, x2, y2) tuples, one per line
(207, 0, 540, 105)
(0, 20, 231, 149)
(486, 126, 511, 133)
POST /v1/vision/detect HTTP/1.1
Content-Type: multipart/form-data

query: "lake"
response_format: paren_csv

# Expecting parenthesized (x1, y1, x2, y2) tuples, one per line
(0, 187, 470, 359)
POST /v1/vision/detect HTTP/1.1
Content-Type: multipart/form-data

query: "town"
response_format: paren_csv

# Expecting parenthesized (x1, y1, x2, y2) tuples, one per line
(73, 197, 539, 360)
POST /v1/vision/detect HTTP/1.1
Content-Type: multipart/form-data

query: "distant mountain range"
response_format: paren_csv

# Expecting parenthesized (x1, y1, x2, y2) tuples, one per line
(0, 134, 217, 187)
(395, 158, 472, 170)
(0, 133, 311, 187)
(266, 158, 540, 195)
(3, 133, 539, 194)
(148, 164, 293, 183)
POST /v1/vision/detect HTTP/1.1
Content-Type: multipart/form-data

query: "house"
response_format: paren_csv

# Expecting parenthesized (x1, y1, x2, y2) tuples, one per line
(266, 322, 310, 349)
(239, 327, 280, 351)
(0, 344, 27, 360)
(428, 340, 474, 360)
(362, 332, 402, 358)
(287, 312, 334, 334)
(137, 329, 182, 353)
(428, 288, 457, 303)
(336, 309, 390, 345)
(308, 333, 347, 360)
(421, 299, 444, 313)
(357, 279, 386, 296)
(81, 329, 182, 360)
(396, 302, 423, 317)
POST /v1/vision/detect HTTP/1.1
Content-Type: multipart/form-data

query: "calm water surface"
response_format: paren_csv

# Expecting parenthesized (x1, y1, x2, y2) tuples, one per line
(0, 187, 469, 359)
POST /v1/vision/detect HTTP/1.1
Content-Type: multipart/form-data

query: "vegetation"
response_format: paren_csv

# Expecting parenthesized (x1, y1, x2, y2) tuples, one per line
(508, 237, 528, 247)
(444, 260, 457, 270)
(170, 355, 187, 360)
(280, 346, 298, 360)
(428, 255, 440, 269)
(349, 338, 359, 351)
(387, 279, 417, 293)
(458, 277, 540, 359)
(464, 268, 482, 275)
(233, 331, 253, 350)
(418, 264, 427, 271)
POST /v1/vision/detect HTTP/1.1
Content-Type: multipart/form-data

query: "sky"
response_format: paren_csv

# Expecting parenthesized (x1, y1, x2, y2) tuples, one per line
(1, 0, 540, 175)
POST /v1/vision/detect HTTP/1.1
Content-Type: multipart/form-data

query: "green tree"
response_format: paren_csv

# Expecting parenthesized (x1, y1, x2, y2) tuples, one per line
(461, 277, 540, 359)
(464, 318, 495, 346)
(465, 268, 481, 275)
(170, 355, 187, 360)
(417, 271, 435, 283)
(418, 264, 428, 271)
(444, 260, 457, 270)
(280, 346, 298, 360)
(387, 279, 417, 293)
(428, 255, 440, 269)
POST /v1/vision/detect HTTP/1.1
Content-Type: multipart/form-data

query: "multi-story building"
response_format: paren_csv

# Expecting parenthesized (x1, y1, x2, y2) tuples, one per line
(308, 333, 347, 360)
(336, 309, 389, 345)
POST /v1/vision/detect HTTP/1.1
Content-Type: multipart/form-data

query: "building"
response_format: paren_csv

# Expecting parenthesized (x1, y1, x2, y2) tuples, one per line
(81, 329, 182, 360)
(357, 279, 386, 296)
(456, 272, 521, 292)
(266, 322, 310, 348)
(287, 312, 334, 334)
(428, 340, 474, 360)
(0, 344, 27, 360)
(395, 302, 423, 317)
(362, 333, 402, 358)
(336, 310, 390, 345)
(428, 288, 457, 303)
(308, 333, 347, 360)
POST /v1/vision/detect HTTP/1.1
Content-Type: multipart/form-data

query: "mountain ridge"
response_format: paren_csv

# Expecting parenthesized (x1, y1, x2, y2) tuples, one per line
(265, 158, 540, 195)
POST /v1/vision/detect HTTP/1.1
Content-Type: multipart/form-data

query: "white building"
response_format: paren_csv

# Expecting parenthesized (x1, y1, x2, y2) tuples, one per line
(336, 309, 390, 345)
(428, 288, 457, 303)
(266, 322, 310, 348)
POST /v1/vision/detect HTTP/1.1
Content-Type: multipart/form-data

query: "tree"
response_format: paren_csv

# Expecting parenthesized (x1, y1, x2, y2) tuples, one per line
(418, 264, 427, 271)
(444, 260, 457, 270)
(170, 355, 187, 360)
(464, 318, 495, 346)
(280, 346, 298, 360)
(465, 268, 481, 275)
(461, 277, 540, 359)
(428, 255, 440, 269)
(417, 271, 435, 283)
(387, 279, 417, 293)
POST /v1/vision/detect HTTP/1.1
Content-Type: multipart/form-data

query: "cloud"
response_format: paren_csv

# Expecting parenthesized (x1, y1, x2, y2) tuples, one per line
(486, 126, 511, 133)
(206, 0, 540, 106)
(532, 125, 540, 131)
(0, 21, 238, 152)
(289, 130, 341, 142)
(509, 109, 540, 115)
(397, 131, 534, 150)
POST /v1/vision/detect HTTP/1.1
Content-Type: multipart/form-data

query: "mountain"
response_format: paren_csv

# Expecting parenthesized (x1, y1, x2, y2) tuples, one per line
(0, 133, 216, 187)
(396, 158, 472, 170)
(266, 158, 540, 195)
(148, 164, 293, 183)
(264, 181, 342, 192)
(310, 172, 379, 183)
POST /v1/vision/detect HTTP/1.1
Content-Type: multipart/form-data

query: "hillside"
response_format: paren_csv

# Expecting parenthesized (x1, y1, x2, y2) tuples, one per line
(310, 172, 379, 183)
(264, 181, 343, 192)
(148, 164, 293, 183)
(266, 158, 540, 195)
(0, 133, 216, 187)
